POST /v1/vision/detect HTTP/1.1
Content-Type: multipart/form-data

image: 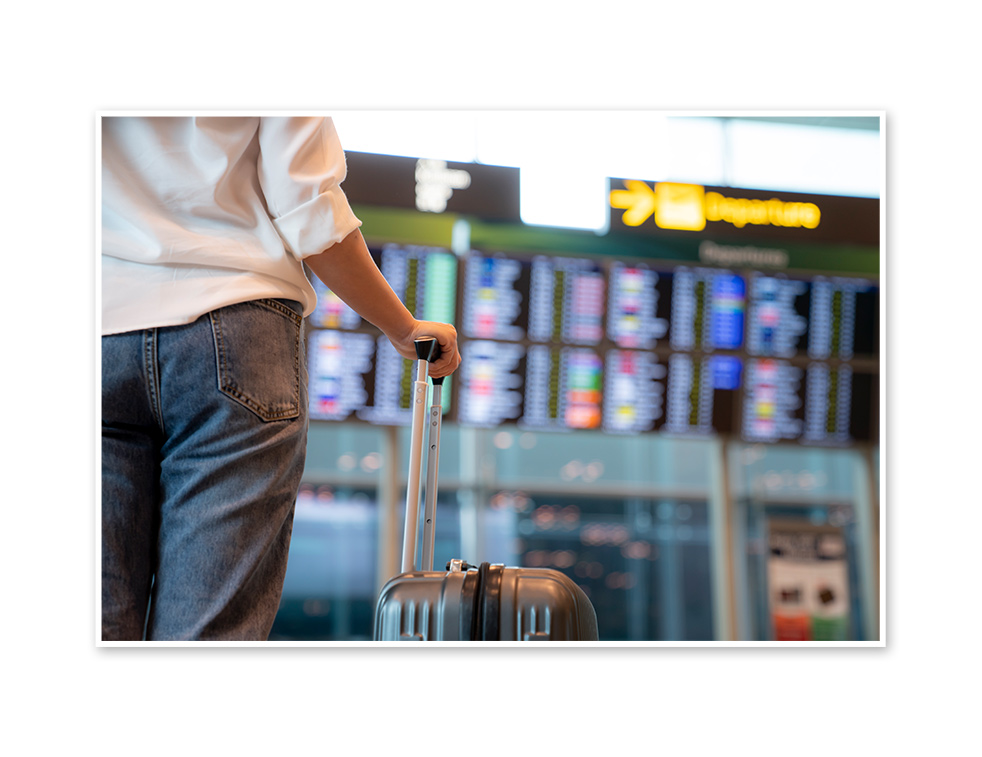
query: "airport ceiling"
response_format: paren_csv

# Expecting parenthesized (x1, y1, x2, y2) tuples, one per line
(723, 116, 880, 131)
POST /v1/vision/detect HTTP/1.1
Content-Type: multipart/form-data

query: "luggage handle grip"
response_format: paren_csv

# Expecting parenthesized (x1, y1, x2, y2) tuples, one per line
(414, 336, 444, 385)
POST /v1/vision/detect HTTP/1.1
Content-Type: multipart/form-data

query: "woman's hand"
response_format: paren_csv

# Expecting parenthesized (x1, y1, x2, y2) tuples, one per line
(388, 319, 461, 378)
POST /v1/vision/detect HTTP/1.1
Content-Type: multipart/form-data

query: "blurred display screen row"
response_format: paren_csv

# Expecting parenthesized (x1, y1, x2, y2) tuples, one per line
(307, 244, 879, 446)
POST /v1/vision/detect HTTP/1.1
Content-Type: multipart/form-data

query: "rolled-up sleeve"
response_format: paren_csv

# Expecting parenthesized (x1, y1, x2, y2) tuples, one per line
(257, 117, 362, 259)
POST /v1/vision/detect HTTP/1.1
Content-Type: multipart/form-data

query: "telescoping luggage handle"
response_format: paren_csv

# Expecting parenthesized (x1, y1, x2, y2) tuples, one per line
(400, 337, 445, 574)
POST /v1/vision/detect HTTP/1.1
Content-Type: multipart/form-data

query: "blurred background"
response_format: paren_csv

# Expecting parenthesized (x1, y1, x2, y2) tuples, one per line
(270, 112, 881, 642)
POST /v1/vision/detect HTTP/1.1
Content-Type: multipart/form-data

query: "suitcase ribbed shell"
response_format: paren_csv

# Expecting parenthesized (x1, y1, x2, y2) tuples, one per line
(374, 565, 598, 641)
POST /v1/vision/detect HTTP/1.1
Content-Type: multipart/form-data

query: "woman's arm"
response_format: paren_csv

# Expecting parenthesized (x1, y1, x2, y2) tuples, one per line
(304, 228, 461, 378)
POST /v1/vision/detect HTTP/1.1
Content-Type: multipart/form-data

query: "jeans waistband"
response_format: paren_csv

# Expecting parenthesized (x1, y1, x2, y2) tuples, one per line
(270, 298, 303, 316)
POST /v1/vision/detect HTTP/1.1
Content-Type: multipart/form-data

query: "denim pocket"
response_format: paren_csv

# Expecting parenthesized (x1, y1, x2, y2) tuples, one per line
(210, 299, 303, 421)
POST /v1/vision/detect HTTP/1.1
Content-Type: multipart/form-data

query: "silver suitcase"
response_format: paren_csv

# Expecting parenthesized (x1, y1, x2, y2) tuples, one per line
(373, 338, 599, 641)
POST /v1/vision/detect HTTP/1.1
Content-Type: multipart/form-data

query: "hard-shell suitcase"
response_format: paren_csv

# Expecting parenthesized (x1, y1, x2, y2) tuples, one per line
(373, 338, 599, 641)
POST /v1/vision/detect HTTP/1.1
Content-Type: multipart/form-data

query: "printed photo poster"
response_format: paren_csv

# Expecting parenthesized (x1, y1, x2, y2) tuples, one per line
(767, 521, 851, 641)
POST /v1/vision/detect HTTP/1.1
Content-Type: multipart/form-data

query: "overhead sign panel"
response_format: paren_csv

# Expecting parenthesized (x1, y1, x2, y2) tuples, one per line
(609, 178, 879, 246)
(341, 151, 521, 222)
(341, 152, 878, 247)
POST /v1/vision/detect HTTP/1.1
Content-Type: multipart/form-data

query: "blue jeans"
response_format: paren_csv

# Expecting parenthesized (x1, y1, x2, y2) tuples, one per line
(101, 299, 309, 640)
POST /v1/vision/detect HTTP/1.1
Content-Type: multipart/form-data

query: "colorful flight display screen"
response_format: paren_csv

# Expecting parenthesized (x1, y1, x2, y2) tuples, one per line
(304, 243, 878, 445)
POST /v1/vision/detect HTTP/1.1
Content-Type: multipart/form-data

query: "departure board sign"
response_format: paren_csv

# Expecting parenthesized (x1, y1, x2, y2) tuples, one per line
(608, 179, 880, 246)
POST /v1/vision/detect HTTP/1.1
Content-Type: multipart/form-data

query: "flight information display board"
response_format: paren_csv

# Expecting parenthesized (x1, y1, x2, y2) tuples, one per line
(741, 360, 876, 444)
(607, 262, 669, 349)
(746, 273, 879, 359)
(602, 349, 665, 434)
(461, 254, 527, 342)
(668, 267, 747, 352)
(304, 243, 878, 446)
(528, 255, 606, 345)
(308, 329, 375, 421)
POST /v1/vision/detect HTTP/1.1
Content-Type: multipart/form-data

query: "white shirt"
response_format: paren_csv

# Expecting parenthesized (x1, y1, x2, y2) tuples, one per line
(101, 116, 362, 335)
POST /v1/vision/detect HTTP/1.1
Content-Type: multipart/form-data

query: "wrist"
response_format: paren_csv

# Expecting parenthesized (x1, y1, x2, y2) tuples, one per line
(381, 311, 416, 346)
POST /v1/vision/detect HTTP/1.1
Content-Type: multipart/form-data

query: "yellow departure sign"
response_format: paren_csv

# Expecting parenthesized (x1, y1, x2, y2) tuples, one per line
(610, 180, 821, 232)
